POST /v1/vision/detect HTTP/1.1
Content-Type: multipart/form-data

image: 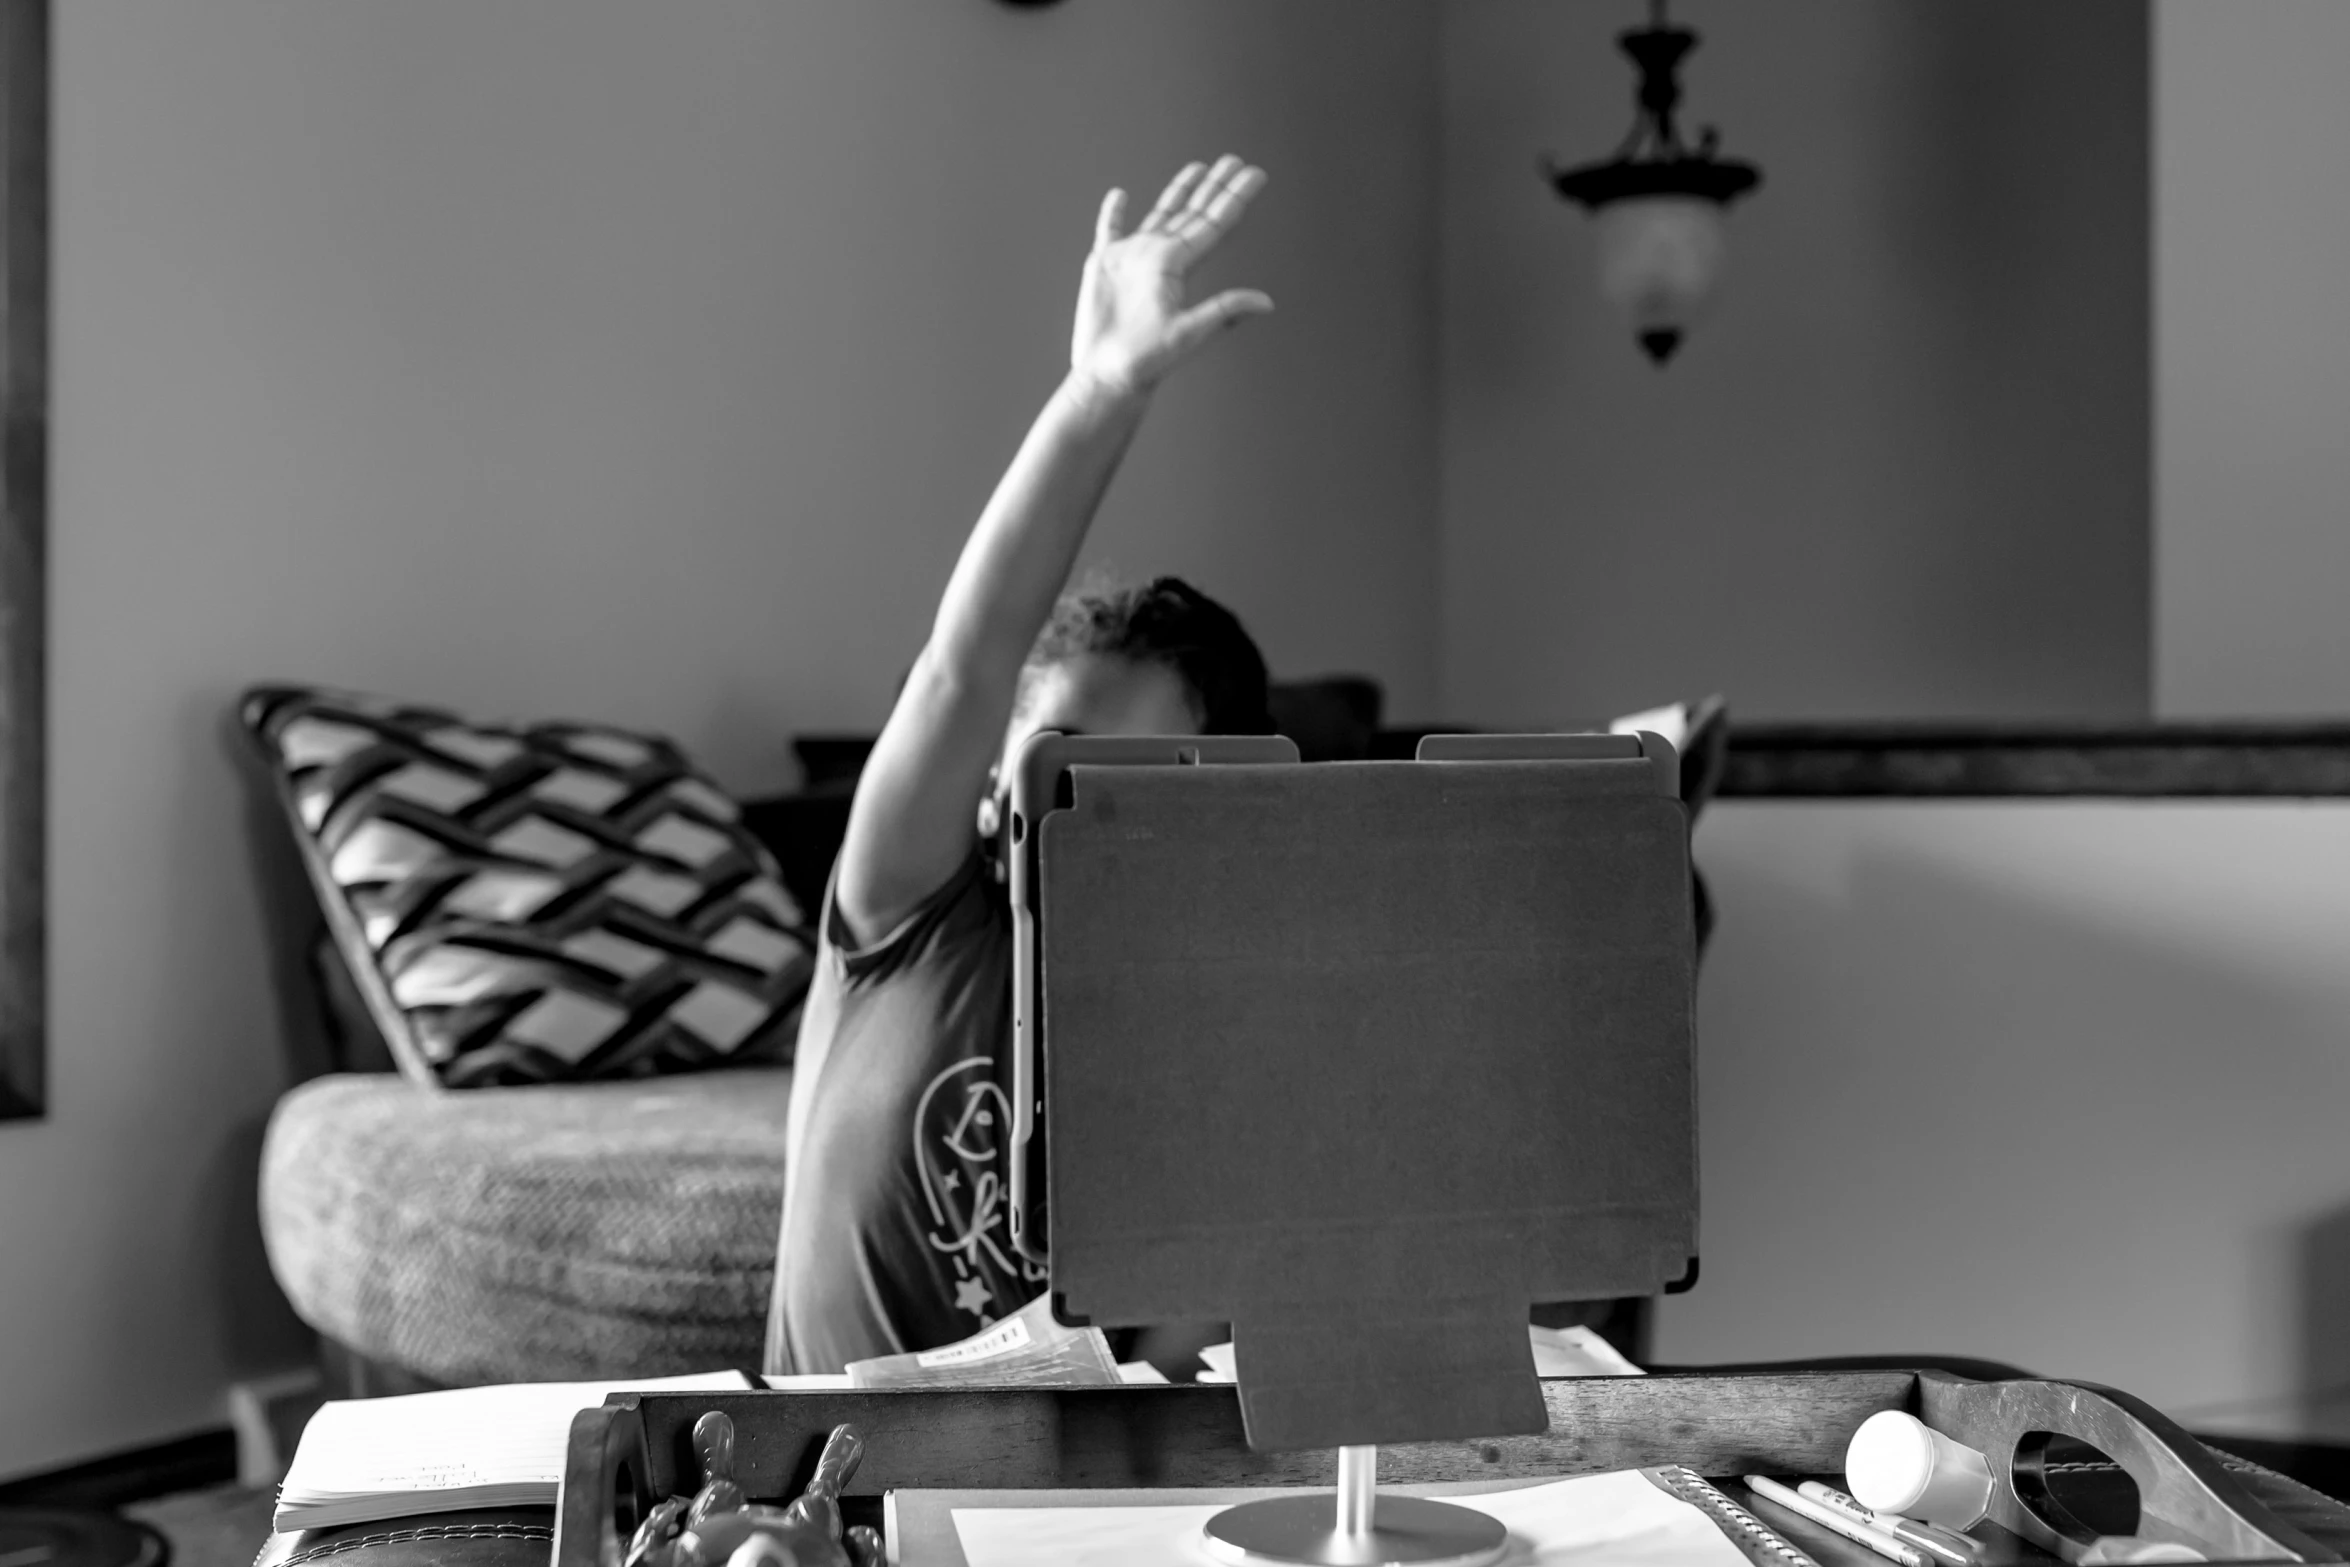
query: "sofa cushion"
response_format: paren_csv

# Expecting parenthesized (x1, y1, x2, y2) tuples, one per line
(260, 1070, 790, 1384)
(242, 685, 815, 1087)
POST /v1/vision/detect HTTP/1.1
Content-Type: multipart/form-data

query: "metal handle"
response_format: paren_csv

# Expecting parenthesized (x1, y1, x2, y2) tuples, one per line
(1919, 1374, 2340, 1564)
(555, 1401, 650, 1567)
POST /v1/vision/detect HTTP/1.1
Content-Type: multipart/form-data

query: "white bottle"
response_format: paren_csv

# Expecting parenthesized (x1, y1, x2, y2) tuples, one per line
(1845, 1411, 1995, 1530)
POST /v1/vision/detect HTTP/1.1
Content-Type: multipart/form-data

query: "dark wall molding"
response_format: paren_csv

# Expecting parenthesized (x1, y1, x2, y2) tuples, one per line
(791, 721, 2350, 804)
(0, 0, 48, 1122)
(0, 1427, 237, 1509)
(1718, 721, 2350, 798)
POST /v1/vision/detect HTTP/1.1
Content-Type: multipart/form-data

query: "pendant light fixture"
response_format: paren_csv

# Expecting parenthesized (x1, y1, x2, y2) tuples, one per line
(1542, 0, 1762, 364)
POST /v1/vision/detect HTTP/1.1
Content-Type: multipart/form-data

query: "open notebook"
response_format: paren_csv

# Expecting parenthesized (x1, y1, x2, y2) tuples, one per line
(272, 1370, 756, 1533)
(896, 1467, 1814, 1567)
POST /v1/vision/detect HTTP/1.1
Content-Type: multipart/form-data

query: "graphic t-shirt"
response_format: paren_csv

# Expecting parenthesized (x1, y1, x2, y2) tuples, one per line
(765, 850, 1046, 1374)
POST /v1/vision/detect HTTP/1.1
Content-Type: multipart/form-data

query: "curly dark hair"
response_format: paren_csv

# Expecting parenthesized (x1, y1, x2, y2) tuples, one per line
(1021, 574, 1274, 736)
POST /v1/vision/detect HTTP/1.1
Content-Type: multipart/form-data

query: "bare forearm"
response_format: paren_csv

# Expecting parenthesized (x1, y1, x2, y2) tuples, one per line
(925, 369, 1152, 704)
(837, 373, 1151, 938)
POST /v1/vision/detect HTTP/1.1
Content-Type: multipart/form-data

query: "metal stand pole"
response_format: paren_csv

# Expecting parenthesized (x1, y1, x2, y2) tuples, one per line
(1201, 1444, 1509, 1567)
(1337, 1446, 1376, 1540)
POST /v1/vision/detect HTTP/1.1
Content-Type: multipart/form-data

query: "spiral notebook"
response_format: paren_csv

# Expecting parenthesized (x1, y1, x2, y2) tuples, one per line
(886, 1465, 1817, 1567)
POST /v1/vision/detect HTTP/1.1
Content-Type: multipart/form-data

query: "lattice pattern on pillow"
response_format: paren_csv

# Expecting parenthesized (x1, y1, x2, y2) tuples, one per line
(243, 685, 815, 1088)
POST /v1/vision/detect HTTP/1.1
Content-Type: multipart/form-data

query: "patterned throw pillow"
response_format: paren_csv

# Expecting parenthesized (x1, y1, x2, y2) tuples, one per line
(243, 685, 816, 1088)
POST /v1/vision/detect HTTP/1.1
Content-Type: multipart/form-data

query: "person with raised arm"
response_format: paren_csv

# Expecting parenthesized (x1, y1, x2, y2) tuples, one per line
(768, 156, 1280, 1373)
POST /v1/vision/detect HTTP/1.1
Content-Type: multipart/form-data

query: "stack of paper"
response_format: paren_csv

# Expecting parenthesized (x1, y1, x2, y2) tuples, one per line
(935, 1470, 1754, 1567)
(273, 1370, 751, 1533)
(845, 1294, 1123, 1389)
(840, 1295, 1170, 1389)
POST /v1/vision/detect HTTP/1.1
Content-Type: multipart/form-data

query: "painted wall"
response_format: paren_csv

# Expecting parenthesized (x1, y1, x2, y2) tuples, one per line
(1653, 0, 2350, 1446)
(0, 0, 1441, 1480)
(1658, 800, 2350, 1442)
(2153, 0, 2350, 718)
(1436, 0, 2151, 727)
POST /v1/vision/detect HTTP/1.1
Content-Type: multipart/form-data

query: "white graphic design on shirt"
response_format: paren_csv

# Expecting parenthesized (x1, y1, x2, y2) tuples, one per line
(914, 1055, 1045, 1321)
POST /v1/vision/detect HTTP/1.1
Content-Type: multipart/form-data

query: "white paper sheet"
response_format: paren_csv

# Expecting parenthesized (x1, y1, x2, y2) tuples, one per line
(951, 1470, 1751, 1567)
(1195, 1325, 1642, 1385)
(1527, 1324, 1645, 1377)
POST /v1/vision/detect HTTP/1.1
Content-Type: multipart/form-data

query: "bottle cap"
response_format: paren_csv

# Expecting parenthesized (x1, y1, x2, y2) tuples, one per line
(1846, 1410, 1995, 1529)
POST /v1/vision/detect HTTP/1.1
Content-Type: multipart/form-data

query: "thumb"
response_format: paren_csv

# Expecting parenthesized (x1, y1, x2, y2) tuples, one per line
(1094, 188, 1128, 252)
(1165, 289, 1275, 359)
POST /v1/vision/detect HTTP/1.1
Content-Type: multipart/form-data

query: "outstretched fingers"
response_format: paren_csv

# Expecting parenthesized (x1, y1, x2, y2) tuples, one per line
(1166, 288, 1276, 358)
(1141, 161, 1209, 232)
(1172, 162, 1267, 260)
(1181, 156, 1248, 222)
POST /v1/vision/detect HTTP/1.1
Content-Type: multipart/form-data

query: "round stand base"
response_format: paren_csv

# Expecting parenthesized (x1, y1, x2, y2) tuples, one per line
(1201, 1494, 1509, 1567)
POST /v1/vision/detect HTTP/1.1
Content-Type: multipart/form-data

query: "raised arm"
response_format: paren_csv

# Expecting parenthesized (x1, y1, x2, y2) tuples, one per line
(832, 156, 1273, 944)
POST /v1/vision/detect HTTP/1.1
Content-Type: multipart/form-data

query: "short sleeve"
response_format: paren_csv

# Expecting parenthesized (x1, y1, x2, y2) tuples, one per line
(818, 848, 1000, 990)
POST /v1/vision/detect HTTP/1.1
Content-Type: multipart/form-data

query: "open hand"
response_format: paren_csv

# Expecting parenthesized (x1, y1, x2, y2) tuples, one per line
(1070, 155, 1273, 399)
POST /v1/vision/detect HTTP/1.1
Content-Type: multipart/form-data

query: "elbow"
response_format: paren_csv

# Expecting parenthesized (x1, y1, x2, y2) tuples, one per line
(901, 640, 1021, 739)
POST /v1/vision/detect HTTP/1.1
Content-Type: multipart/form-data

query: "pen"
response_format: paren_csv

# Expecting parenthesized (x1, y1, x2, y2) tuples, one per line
(1796, 1480, 1980, 1565)
(1745, 1475, 1929, 1567)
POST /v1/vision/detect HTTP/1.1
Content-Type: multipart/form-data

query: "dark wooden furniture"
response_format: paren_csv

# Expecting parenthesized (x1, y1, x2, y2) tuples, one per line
(1714, 722, 2350, 798)
(0, 0, 48, 1121)
(1369, 722, 2350, 798)
(775, 719, 2350, 826)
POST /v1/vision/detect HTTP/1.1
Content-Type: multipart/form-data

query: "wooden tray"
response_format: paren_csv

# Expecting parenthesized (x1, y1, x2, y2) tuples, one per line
(553, 1371, 2350, 1567)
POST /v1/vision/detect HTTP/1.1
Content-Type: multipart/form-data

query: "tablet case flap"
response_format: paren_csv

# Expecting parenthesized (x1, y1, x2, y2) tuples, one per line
(1232, 1299, 1548, 1452)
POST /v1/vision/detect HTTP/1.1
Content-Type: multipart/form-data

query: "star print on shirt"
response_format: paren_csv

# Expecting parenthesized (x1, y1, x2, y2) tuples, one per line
(954, 1276, 994, 1317)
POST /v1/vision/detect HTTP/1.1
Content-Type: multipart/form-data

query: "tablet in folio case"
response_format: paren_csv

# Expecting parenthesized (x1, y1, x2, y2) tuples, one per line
(1006, 732, 1698, 1453)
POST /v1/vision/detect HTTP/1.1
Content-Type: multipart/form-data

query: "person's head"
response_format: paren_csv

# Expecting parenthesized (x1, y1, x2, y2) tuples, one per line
(980, 574, 1272, 837)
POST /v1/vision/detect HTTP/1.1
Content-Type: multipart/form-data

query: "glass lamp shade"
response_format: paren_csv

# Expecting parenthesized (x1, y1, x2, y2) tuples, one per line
(1593, 194, 1727, 362)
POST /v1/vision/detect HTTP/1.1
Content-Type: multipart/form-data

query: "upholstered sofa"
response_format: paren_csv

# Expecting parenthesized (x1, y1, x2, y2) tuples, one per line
(260, 1067, 792, 1393)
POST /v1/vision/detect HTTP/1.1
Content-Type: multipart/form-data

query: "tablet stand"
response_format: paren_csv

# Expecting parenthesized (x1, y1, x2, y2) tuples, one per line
(1007, 730, 1700, 1567)
(1200, 1444, 1507, 1567)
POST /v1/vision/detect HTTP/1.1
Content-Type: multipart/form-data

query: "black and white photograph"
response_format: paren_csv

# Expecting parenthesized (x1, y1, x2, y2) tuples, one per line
(3, 3, 2348, 1566)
